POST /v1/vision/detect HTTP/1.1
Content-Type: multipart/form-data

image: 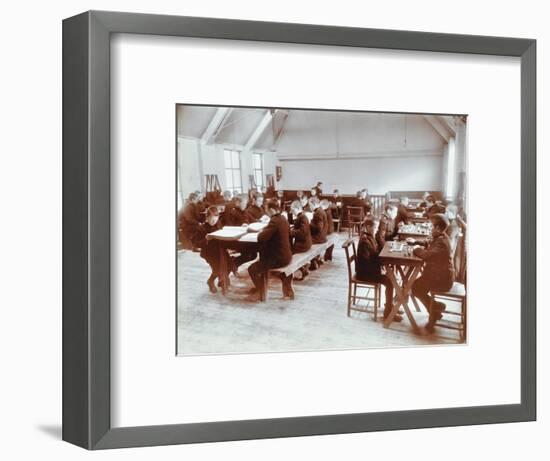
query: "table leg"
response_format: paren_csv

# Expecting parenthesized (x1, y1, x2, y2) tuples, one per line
(384, 265, 421, 332)
(218, 243, 229, 296)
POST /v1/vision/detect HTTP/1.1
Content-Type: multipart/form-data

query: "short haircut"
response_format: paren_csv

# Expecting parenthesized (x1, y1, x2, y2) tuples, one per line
(333, 189, 339, 194)
(265, 198, 281, 212)
(188, 192, 198, 201)
(234, 194, 248, 204)
(290, 200, 302, 211)
(384, 204, 396, 212)
(425, 194, 436, 203)
(309, 196, 320, 207)
(431, 213, 449, 231)
(206, 206, 219, 217)
(356, 191, 363, 197)
(400, 196, 409, 203)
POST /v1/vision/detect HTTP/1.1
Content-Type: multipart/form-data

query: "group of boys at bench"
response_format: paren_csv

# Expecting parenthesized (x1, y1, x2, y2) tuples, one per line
(183, 190, 336, 302)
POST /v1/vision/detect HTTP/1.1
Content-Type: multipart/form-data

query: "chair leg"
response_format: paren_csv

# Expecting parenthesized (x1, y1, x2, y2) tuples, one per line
(374, 284, 379, 321)
(347, 283, 352, 317)
(461, 298, 467, 342)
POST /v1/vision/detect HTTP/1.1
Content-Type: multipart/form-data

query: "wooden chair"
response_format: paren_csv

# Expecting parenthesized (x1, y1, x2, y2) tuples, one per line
(430, 243, 467, 341)
(342, 238, 381, 320)
(346, 206, 364, 238)
(430, 282, 467, 341)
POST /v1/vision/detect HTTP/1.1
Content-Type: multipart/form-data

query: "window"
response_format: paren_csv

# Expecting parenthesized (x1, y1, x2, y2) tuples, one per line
(253, 152, 264, 189)
(224, 149, 242, 193)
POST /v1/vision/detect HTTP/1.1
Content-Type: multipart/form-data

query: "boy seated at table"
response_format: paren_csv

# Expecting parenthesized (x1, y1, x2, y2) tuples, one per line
(395, 196, 411, 228)
(289, 200, 312, 280)
(320, 199, 335, 261)
(194, 206, 227, 293)
(246, 193, 265, 221)
(423, 194, 446, 218)
(356, 217, 399, 322)
(226, 195, 257, 274)
(247, 199, 293, 301)
(309, 197, 327, 270)
(375, 204, 398, 250)
(411, 213, 455, 332)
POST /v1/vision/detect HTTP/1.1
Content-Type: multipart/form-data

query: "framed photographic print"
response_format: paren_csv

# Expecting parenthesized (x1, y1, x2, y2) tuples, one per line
(63, 10, 536, 449)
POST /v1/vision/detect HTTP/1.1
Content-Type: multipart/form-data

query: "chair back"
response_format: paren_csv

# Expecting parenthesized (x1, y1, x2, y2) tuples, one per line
(453, 233, 467, 285)
(347, 206, 364, 223)
(341, 238, 357, 282)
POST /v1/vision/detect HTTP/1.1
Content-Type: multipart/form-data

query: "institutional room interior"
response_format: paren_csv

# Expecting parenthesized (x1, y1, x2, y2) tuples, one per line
(176, 105, 467, 355)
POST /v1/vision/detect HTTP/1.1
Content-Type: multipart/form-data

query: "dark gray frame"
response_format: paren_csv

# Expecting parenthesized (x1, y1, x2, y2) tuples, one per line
(62, 10, 536, 450)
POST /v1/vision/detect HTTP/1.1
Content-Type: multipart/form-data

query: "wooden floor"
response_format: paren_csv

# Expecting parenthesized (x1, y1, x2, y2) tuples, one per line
(177, 232, 463, 355)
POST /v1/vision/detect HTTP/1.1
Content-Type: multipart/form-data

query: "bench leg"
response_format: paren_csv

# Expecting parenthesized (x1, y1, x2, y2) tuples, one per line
(260, 272, 268, 302)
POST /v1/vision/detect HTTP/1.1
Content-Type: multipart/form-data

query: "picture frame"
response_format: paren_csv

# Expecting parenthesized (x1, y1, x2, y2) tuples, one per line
(62, 10, 536, 450)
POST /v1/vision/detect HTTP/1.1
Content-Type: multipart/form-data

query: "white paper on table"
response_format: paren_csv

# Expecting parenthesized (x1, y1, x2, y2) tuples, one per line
(248, 222, 268, 232)
(207, 228, 247, 240)
(305, 212, 313, 222)
(239, 232, 259, 243)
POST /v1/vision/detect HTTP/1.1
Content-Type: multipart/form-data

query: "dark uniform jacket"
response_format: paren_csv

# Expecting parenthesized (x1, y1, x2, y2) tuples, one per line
(395, 204, 410, 228)
(376, 213, 396, 250)
(310, 207, 328, 244)
(246, 204, 264, 222)
(425, 203, 446, 218)
(325, 208, 334, 234)
(195, 221, 222, 261)
(179, 202, 201, 244)
(413, 233, 455, 289)
(257, 213, 292, 268)
(222, 201, 235, 226)
(290, 212, 312, 253)
(356, 232, 382, 280)
(225, 207, 251, 226)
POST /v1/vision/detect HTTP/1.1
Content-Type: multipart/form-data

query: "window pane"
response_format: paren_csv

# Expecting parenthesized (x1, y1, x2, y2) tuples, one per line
(233, 170, 241, 190)
(254, 154, 262, 170)
(232, 151, 240, 166)
(225, 170, 233, 190)
(224, 150, 231, 168)
(255, 171, 262, 187)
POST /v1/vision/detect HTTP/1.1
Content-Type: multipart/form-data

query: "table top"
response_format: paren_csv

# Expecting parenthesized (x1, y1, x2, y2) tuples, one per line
(379, 241, 423, 266)
(207, 222, 268, 242)
(398, 223, 431, 237)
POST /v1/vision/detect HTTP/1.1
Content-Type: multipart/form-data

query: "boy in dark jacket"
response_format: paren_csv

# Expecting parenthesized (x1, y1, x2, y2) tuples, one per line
(289, 200, 312, 280)
(248, 199, 293, 300)
(308, 197, 327, 270)
(321, 199, 335, 261)
(411, 213, 455, 332)
(376, 204, 398, 250)
(289, 200, 312, 254)
(246, 193, 265, 221)
(356, 218, 399, 321)
(194, 206, 227, 293)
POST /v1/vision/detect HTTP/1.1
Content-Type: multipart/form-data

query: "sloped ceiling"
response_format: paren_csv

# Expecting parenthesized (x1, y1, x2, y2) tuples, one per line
(177, 105, 458, 159)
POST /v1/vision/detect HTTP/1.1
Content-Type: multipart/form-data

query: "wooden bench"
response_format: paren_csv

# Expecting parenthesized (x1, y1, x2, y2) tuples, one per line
(259, 234, 339, 301)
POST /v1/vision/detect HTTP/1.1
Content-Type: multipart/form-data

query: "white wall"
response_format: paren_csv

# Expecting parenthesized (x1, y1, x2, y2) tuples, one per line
(279, 154, 443, 194)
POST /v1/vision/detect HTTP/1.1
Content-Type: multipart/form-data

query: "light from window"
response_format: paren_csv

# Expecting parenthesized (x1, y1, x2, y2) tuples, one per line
(224, 149, 242, 193)
(253, 152, 264, 188)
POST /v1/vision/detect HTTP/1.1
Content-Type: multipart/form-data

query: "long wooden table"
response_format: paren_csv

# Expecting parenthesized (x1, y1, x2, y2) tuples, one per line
(378, 241, 424, 332)
(206, 225, 266, 295)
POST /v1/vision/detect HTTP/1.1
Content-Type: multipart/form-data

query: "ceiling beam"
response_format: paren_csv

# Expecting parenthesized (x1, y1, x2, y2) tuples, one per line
(201, 107, 233, 144)
(424, 115, 452, 142)
(243, 110, 273, 151)
(437, 115, 457, 136)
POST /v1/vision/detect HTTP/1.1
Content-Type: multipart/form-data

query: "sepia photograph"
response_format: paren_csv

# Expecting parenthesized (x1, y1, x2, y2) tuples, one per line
(176, 105, 467, 355)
